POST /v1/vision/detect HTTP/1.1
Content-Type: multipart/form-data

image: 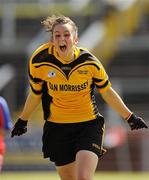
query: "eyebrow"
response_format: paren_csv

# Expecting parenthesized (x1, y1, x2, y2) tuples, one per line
(53, 30, 70, 34)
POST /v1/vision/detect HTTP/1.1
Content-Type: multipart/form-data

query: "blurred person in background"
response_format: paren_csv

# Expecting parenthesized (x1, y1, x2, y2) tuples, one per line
(11, 15, 148, 180)
(0, 96, 12, 172)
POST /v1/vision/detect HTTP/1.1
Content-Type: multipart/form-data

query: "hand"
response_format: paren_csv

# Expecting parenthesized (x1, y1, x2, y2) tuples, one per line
(11, 118, 28, 137)
(127, 114, 148, 130)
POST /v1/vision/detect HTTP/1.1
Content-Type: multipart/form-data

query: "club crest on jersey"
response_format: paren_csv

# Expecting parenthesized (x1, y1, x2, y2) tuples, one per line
(48, 71, 56, 78)
(77, 70, 88, 74)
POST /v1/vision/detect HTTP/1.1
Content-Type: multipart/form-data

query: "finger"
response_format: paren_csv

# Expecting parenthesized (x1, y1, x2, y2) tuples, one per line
(143, 123, 148, 128)
(130, 124, 136, 130)
(139, 122, 147, 129)
(11, 133, 14, 137)
(17, 129, 23, 136)
(131, 126, 136, 130)
(11, 130, 17, 137)
(134, 123, 147, 130)
(11, 128, 21, 137)
(143, 125, 148, 128)
(139, 119, 148, 128)
(18, 128, 27, 136)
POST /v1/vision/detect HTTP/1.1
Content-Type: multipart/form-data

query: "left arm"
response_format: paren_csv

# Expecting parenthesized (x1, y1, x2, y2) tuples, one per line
(100, 87, 132, 120)
(100, 87, 148, 130)
(91, 56, 148, 130)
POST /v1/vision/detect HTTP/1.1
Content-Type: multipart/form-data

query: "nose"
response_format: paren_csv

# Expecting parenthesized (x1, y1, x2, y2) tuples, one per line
(61, 35, 65, 41)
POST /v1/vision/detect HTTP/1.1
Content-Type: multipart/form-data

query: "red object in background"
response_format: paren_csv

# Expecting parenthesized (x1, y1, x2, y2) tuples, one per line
(104, 126, 127, 148)
(0, 136, 5, 155)
(0, 96, 12, 172)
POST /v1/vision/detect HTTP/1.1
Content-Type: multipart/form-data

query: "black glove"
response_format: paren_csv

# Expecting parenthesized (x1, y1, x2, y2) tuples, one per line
(11, 118, 28, 137)
(127, 114, 148, 130)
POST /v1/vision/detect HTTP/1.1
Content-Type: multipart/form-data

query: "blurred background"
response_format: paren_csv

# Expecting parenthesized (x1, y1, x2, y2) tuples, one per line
(0, 0, 149, 173)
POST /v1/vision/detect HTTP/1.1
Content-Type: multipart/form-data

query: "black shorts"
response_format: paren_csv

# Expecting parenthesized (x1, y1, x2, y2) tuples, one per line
(42, 116, 106, 166)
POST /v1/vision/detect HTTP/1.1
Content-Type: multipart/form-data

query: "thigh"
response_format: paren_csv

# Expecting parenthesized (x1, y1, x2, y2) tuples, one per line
(56, 161, 77, 180)
(56, 150, 98, 180)
(76, 150, 98, 179)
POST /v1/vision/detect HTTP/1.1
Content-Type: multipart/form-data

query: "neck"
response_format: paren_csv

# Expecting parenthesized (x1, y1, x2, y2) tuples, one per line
(57, 51, 75, 63)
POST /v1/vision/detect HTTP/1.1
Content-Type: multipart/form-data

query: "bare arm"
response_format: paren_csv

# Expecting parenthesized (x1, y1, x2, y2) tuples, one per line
(19, 92, 41, 120)
(11, 93, 42, 137)
(100, 87, 132, 120)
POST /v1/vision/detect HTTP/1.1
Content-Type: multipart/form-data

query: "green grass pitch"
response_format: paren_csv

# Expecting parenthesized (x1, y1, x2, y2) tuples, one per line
(1, 172, 149, 180)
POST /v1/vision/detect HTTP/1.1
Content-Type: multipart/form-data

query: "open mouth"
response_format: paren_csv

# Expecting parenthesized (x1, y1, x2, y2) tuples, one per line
(59, 45, 67, 52)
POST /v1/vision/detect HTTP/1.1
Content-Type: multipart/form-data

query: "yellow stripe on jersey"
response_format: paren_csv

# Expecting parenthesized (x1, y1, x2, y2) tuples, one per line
(28, 42, 111, 123)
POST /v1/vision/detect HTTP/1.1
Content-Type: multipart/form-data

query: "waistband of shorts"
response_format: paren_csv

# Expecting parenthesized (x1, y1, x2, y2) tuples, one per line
(45, 115, 104, 126)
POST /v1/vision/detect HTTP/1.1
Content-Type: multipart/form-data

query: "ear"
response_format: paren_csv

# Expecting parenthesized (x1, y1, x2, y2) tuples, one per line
(74, 36, 78, 45)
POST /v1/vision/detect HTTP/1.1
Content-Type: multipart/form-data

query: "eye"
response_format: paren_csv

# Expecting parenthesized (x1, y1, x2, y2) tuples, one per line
(55, 34, 61, 38)
(64, 34, 70, 37)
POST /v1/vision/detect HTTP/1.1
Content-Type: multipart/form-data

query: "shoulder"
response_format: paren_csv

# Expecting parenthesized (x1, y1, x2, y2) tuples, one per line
(76, 47, 103, 68)
(78, 47, 100, 62)
(30, 42, 53, 64)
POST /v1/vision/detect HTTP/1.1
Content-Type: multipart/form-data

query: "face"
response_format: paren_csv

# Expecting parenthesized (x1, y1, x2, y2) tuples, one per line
(52, 23, 78, 58)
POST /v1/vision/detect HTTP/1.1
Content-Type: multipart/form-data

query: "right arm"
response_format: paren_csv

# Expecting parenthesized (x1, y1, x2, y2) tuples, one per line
(20, 45, 44, 121)
(11, 44, 46, 137)
(11, 93, 42, 137)
(19, 92, 41, 121)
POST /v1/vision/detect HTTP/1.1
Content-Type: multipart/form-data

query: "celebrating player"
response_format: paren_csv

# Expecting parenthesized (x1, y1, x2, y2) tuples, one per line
(11, 15, 148, 180)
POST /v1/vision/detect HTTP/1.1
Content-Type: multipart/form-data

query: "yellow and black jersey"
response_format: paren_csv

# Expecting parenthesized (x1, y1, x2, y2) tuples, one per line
(28, 42, 111, 123)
